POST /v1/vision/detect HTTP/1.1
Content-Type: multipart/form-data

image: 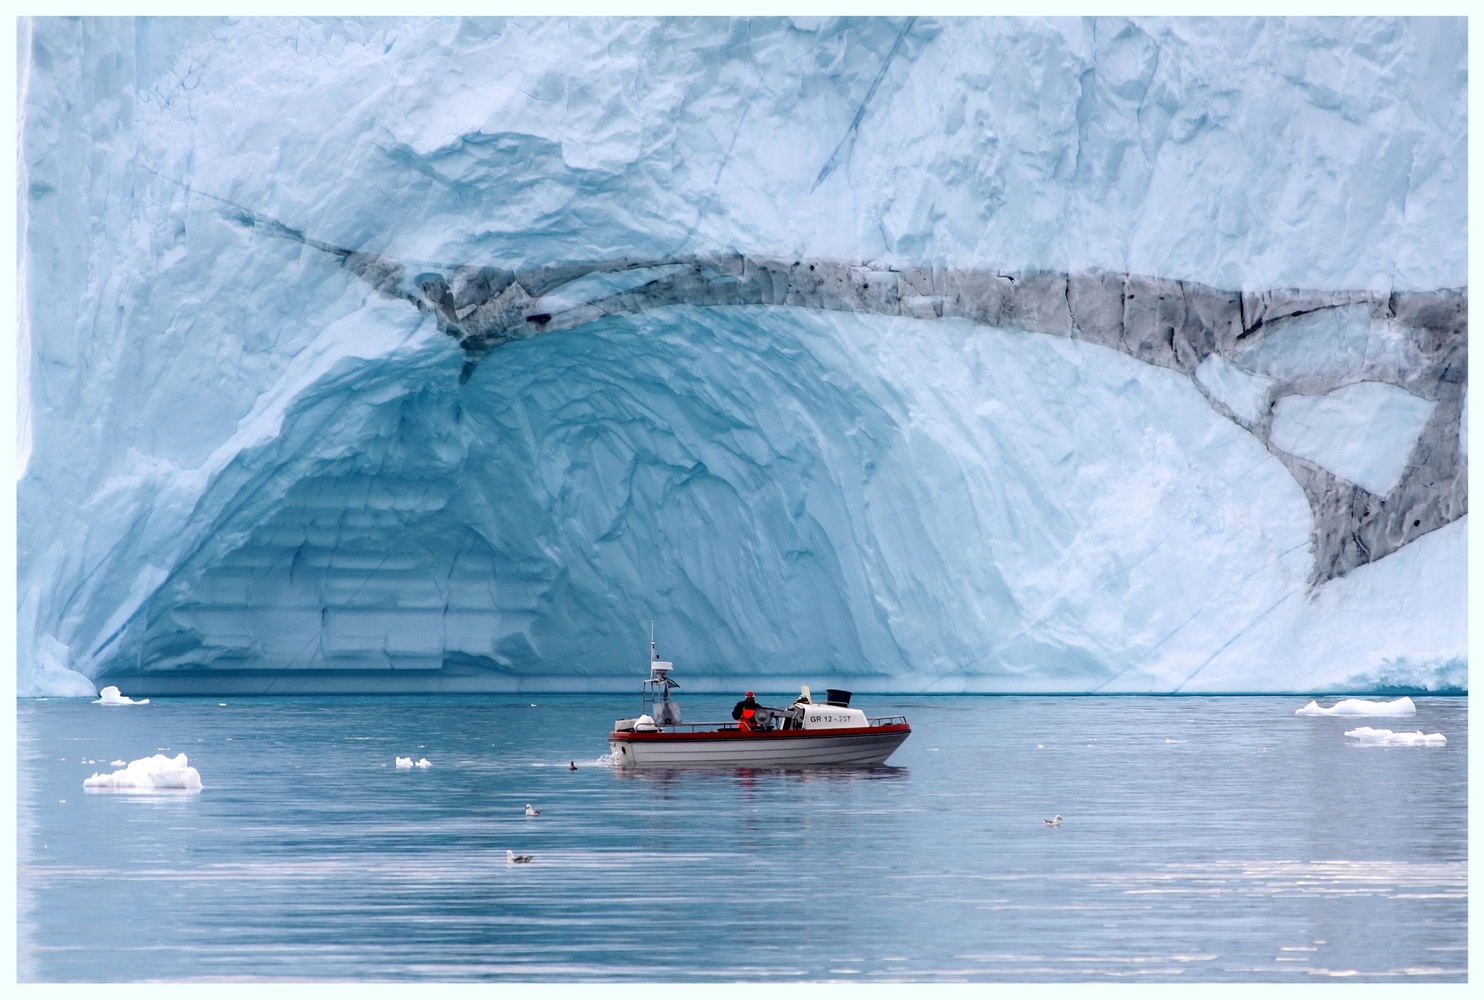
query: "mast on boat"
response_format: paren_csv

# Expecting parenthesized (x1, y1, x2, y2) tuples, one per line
(643, 622, 680, 724)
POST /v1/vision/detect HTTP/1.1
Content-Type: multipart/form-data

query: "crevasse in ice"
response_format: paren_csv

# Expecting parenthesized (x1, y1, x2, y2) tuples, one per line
(17, 17, 1467, 696)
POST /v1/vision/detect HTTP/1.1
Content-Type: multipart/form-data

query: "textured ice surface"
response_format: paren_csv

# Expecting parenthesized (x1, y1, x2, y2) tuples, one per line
(16, 16, 1468, 695)
(1270, 383, 1437, 496)
(1295, 697, 1416, 717)
(82, 753, 203, 791)
(1234, 306, 1429, 383)
(1194, 355, 1274, 427)
(1343, 727, 1446, 747)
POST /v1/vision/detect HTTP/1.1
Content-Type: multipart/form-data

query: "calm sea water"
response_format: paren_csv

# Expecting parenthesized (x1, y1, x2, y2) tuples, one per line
(16, 693, 1467, 982)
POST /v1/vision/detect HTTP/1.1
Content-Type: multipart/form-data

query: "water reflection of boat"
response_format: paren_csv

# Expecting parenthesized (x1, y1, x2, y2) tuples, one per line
(608, 640, 910, 767)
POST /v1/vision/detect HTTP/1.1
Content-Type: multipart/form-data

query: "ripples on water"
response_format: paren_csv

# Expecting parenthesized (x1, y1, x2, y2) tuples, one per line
(17, 694, 1466, 982)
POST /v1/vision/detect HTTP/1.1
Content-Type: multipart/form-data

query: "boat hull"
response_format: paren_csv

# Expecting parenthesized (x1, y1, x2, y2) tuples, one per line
(609, 724, 910, 767)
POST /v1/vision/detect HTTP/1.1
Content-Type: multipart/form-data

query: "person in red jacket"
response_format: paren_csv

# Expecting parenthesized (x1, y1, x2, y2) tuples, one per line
(732, 691, 761, 730)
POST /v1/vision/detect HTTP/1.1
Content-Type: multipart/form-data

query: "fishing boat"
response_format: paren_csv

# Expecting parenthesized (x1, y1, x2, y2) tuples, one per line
(608, 639, 910, 767)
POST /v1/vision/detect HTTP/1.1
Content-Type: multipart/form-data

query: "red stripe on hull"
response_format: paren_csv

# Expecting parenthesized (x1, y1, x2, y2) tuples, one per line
(608, 724, 911, 766)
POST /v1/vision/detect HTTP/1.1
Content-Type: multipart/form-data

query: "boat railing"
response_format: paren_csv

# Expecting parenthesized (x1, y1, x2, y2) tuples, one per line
(648, 719, 803, 733)
(648, 721, 745, 733)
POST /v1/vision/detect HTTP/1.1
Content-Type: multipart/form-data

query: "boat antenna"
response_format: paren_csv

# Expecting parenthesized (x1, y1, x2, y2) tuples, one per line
(651, 620, 657, 662)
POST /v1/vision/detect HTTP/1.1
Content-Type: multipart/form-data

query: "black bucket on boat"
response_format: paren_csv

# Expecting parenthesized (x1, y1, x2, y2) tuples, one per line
(824, 689, 852, 707)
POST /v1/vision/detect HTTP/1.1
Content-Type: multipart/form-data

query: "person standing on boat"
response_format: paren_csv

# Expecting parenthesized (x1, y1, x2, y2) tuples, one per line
(732, 691, 761, 730)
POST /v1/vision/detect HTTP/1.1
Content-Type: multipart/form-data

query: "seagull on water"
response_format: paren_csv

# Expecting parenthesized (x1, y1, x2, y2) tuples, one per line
(507, 850, 535, 864)
(1044, 814, 1062, 827)
(525, 804, 541, 817)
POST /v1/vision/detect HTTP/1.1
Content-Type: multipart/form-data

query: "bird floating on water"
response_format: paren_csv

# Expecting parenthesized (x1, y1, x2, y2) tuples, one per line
(1044, 814, 1062, 827)
(569, 761, 578, 771)
(525, 804, 541, 817)
(506, 850, 534, 864)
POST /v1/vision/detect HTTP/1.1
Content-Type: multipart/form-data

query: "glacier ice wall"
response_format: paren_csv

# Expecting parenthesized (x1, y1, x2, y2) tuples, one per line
(17, 16, 1467, 695)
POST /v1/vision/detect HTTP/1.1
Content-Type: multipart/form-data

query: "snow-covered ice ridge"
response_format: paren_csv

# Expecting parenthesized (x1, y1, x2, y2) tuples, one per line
(18, 17, 1466, 696)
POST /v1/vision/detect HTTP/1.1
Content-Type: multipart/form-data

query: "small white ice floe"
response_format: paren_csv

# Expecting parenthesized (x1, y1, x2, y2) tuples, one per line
(1344, 726, 1446, 747)
(1044, 814, 1062, 827)
(395, 757, 432, 768)
(507, 850, 535, 864)
(83, 753, 201, 792)
(525, 804, 541, 817)
(93, 686, 149, 706)
(1295, 696, 1416, 717)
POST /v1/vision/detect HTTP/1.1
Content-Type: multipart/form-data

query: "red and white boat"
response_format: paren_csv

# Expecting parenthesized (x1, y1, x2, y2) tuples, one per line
(608, 641, 910, 767)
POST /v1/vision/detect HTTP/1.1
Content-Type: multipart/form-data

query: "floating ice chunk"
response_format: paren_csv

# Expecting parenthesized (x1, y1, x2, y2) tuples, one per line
(1295, 696, 1416, 716)
(83, 753, 202, 791)
(93, 685, 149, 705)
(395, 756, 431, 768)
(1344, 726, 1446, 746)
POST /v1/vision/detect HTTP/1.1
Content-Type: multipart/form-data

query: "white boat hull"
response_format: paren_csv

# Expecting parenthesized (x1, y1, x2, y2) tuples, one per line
(609, 724, 910, 767)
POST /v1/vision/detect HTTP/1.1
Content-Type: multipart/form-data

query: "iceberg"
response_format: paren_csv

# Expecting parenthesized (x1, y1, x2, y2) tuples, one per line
(82, 753, 203, 791)
(1295, 697, 1416, 717)
(395, 757, 432, 768)
(16, 16, 1467, 696)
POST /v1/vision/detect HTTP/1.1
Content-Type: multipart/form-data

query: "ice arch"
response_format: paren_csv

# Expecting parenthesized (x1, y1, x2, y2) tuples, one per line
(40, 209, 1464, 696)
